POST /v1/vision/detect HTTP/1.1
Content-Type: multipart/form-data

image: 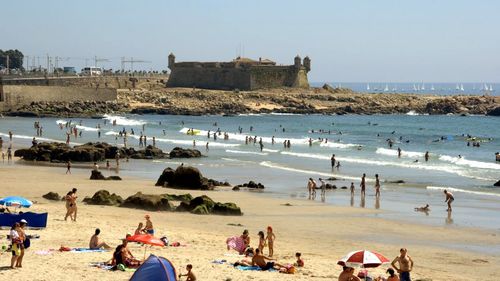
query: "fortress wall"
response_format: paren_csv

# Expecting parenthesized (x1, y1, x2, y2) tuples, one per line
(249, 67, 309, 89)
(1, 85, 117, 107)
(167, 67, 251, 90)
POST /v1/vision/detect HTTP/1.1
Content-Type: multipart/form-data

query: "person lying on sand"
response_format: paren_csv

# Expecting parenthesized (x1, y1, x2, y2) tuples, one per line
(414, 204, 430, 212)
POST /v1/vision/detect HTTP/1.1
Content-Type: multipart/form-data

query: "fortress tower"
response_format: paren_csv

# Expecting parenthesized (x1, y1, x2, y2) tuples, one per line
(166, 54, 310, 90)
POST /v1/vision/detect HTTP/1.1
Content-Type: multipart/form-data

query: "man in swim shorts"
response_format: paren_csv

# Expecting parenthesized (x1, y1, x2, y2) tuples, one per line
(444, 190, 454, 211)
(251, 248, 282, 270)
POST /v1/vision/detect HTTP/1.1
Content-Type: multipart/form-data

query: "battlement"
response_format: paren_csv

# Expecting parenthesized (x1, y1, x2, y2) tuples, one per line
(166, 54, 310, 90)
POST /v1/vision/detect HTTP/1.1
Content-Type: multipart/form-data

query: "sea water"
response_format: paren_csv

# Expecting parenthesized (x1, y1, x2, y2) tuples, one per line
(1, 114, 499, 234)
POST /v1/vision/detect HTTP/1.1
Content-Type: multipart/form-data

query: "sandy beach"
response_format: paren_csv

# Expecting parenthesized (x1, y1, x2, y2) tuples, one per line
(0, 162, 498, 281)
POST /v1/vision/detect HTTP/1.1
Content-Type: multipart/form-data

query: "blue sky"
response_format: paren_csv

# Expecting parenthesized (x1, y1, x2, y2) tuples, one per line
(2, 0, 499, 82)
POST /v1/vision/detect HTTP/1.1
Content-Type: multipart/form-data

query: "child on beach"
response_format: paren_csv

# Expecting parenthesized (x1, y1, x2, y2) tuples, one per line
(258, 231, 265, 253)
(265, 226, 276, 257)
(294, 252, 304, 267)
(143, 215, 154, 235)
(350, 182, 355, 196)
(179, 264, 196, 281)
(135, 222, 144, 235)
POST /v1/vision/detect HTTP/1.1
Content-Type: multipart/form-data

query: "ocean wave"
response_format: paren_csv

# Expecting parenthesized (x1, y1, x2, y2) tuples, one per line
(262, 148, 279, 153)
(319, 141, 360, 149)
(180, 127, 313, 145)
(279, 151, 494, 181)
(259, 161, 360, 181)
(103, 114, 146, 126)
(439, 155, 500, 170)
(226, 149, 268, 156)
(75, 125, 99, 132)
(376, 148, 425, 158)
(0, 132, 81, 146)
(427, 186, 500, 198)
(155, 137, 239, 148)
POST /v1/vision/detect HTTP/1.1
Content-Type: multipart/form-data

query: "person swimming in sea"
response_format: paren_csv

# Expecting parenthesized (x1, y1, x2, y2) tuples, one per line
(414, 204, 430, 212)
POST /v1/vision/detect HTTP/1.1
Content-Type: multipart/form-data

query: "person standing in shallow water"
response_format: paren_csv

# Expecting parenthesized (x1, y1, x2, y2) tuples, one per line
(374, 174, 381, 198)
(444, 189, 454, 211)
(331, 154, 336, 169)
(360, 173, 366, 197)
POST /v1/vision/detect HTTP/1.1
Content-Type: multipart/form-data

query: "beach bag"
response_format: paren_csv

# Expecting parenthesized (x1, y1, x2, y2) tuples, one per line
(23, 237, 31, 249)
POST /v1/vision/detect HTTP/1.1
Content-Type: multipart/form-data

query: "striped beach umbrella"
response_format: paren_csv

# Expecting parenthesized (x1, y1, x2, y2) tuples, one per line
(337, 250, 390, 268)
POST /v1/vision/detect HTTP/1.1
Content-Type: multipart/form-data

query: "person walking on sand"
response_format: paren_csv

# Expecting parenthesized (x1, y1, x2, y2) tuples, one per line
(66, 160, 72, 174)
(444, 189, 454, 211)
(16, 219, 27, 268)
(391, 248, 413, 281)
(360, 173, 366, 197)
(374, 174, 381, 198)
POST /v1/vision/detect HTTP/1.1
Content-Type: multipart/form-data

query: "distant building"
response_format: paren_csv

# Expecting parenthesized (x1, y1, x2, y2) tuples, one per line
(166, 53, 310, 90)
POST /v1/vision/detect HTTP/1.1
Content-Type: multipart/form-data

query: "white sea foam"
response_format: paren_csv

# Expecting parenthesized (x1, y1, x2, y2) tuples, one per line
(105, 131, 119, 136)
(320, 141, 360, 149)
(0, 132, 81, 146)
(259, 161, 360, 181)
(376, 148, 425, 158)
(439, 155, 500, 170)
(279, 151, 493, 181)
(154, 136, 239, 148)
(180, 127, 314, 145)
(427, 186, 500, 198)
(262, 148, 279, 153)
(226, 149, 268, 156)
(103, 114, 146, 126)
(75, 125, 99, 132)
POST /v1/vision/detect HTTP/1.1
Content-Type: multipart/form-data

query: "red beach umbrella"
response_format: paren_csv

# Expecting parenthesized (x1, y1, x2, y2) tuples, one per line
(127, 234, 165, 247)
(337, 250, 390, 268)
(127, 234, 166, 260)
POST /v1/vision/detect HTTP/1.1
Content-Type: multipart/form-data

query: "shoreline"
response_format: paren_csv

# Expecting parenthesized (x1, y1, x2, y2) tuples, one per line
(0, 163, 499, 280)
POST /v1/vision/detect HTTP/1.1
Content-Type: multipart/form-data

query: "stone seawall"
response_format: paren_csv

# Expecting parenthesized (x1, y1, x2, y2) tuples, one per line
(0, 85, 117, 107)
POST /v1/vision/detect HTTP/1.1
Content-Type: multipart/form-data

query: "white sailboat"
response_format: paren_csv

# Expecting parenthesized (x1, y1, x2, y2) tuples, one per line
(489, 84, 494, 91)
(367, 84, 370, 91)
(460, 84, 464, 91)
(484, 84, 489, 91)
(431, 85, 435, 91)
(384, 84, 389, 92)
(413, 84, 417, 91)
(421, 83, 425, 91)
(456, 84, 460, 91)
(417, 84, 421, 91)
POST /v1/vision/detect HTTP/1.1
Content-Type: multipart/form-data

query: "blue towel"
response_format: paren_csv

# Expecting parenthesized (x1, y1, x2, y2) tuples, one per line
(71, 248, 108, 253)
(236, 266, 262, 271)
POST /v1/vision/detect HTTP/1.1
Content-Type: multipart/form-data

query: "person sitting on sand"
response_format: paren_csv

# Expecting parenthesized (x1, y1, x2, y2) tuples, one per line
(251, 248, 282, 271)
(179, 264, 196, 281)
(113, 240, 142, 268)
(143, 215, 154, 235)
(338, 266, 361, 281)
(294, 252, 304, 267)
(135, 222, 144, 235)
(414, 204, 430, 212)
(386, 268, 400, 281)
(89, 228, 111, 250)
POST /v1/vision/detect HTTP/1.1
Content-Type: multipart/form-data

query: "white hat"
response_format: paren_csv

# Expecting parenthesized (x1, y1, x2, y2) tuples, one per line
(20, 219, 28, 224)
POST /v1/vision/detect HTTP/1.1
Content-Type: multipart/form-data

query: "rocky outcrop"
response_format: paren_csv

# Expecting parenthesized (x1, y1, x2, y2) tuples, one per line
(5, 101, 129, 118)
(14, 142, 167, 162)
(174, 195, 242, 216)
(487, 107, 500, 116)
(42, 192, 61, 201)
(494, 180, 500, 187)
(233, 181, 265, 191)
(89, 170, 122, 180)
(83, 190, 123, 206)
(155, 165, 226, 190)
(121, 192, 173, 211)
(169, 147, 202, 158)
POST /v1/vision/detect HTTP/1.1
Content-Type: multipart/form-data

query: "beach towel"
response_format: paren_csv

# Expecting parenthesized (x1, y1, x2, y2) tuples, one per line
(235, 265, 276, 272)
(226, 236, 246, 254)
(71, 248, 108, 253)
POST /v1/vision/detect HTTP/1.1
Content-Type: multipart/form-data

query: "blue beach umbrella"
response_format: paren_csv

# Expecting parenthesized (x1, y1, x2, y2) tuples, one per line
(0, 196, 33, 208)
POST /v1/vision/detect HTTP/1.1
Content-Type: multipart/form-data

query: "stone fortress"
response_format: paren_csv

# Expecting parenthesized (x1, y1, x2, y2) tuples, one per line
(166, 53, 310, 90)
